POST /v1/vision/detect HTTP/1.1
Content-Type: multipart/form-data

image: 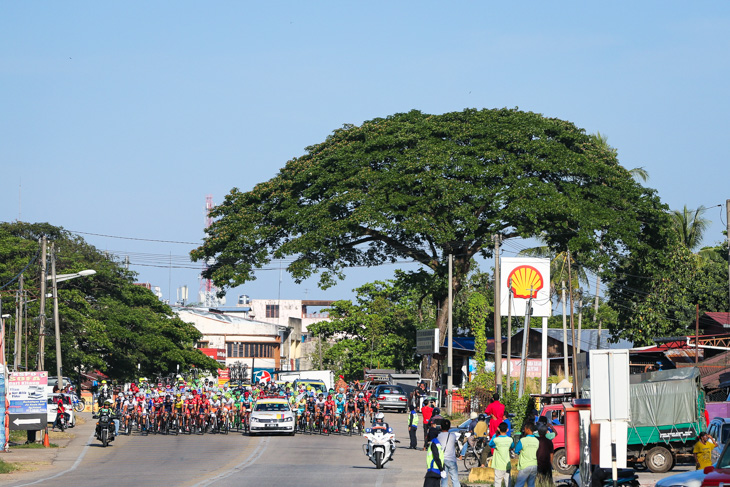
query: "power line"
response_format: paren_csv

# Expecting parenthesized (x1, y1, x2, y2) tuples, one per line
(69, 230, 201, 245)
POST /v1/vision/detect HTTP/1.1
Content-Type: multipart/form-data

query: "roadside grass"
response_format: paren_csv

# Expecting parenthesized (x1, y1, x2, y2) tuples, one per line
(9, 429, 60, 448)
(0, 458, 18, 474)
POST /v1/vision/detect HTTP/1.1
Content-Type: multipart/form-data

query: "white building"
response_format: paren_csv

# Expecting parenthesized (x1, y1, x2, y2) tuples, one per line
(244, 298, 333, 333)
(174, 306, 285, 377)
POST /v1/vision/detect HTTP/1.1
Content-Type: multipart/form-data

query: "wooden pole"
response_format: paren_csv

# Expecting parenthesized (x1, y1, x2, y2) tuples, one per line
(695, 303, 700, 364)
(493, 236, 502, 392)
(38, 236, 47, 371)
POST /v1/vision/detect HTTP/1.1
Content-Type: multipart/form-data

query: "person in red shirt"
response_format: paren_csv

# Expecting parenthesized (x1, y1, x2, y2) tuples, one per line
(485, 393, 505, 438)
(421, 399, 434, 450)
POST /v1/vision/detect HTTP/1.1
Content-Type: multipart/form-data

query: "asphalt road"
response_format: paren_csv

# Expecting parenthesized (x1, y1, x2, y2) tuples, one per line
(4, 412, 429, 487)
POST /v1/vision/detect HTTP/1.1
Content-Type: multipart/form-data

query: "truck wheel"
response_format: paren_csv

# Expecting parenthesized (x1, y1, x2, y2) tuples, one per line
(553, 448, 577, 475)
(646, 446, 673, 473)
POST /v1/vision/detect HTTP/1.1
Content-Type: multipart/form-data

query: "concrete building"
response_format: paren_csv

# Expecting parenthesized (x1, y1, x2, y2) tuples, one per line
(174, 306, 287, 379)
(244, 298, 333, 334)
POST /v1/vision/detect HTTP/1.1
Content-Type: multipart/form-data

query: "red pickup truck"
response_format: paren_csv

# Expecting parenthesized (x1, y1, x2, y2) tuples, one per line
(538, 404, 575, 475)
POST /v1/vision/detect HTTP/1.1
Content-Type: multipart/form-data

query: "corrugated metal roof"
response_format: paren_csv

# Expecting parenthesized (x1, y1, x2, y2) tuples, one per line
(515, 328, 633, 351)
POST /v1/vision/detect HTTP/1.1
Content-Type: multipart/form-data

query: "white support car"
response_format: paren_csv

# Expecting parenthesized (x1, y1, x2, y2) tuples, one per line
(249, 397, 295, 435)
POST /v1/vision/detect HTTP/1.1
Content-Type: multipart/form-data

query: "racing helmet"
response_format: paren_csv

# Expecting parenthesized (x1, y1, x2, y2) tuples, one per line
(374, 412, 385, 423)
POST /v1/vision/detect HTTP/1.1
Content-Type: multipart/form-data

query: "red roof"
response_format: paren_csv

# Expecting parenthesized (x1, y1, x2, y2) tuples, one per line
(704, 312, 730, 326)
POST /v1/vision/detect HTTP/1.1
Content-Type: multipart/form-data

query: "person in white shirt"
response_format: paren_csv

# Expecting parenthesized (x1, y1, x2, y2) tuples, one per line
(437, 420, 461, 487)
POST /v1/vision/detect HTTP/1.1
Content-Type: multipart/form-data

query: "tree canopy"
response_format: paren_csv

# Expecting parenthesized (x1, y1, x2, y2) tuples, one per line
(0, 222, 220, 381)
(192, 108, 671, 378)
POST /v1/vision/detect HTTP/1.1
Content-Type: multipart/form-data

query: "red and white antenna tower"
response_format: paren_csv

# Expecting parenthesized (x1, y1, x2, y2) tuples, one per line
(199, 195, 221, 307)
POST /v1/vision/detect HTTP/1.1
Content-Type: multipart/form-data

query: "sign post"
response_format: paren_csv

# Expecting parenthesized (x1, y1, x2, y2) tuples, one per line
(590, 350, 631, 487)
(8, 371, 48, 431)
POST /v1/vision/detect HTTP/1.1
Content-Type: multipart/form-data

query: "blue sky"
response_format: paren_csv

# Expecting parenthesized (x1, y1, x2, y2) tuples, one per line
(2, 2, 728, 305)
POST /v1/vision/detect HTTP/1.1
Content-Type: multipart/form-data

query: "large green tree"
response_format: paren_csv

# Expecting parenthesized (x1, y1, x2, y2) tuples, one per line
(192, 108, 669, 381)
(308, 278, 424, 380)
(0, 222, 219, 381)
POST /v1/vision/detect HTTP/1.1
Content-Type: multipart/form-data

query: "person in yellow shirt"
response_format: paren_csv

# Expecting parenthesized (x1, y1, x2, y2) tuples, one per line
(694, 432, 718, 470)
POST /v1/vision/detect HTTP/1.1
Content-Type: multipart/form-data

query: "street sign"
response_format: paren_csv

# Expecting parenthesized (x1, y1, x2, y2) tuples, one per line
(416, 329, 439, 355)
(8, 371, 48, 430)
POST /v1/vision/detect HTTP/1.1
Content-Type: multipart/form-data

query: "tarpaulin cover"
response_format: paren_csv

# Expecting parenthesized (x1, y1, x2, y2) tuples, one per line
(583, 367, 701, 427)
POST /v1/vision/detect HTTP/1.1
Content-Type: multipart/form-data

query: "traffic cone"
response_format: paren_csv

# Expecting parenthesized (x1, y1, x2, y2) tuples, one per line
(43, 428, 50, 448)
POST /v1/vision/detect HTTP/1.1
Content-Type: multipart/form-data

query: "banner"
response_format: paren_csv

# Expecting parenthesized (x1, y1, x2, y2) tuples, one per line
(500, 257, 551, 317)
(501, 358, 543, 378)
(8, 371, 48, 430)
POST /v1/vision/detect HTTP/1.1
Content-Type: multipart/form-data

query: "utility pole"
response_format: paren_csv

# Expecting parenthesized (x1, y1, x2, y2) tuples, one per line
(577, 290, 583, 352)
(38, 236, 47, 371)
(447, 253, 453, 415)
(51, 244, 64, 391)
(561, 281, 569, 379)
(695, 303, 700, 364)
(726, 200, 729, 312)
(493, 235, 502, 392)
(505, 279, 513, 393)
(518, 293, 534, 398)
(568, 250, 577, 382)
(14, 274, 23, 371)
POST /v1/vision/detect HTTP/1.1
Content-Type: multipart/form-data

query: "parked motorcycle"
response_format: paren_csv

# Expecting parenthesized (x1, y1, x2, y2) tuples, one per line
(362, 427, 398, 469)
(557, 466, 640, 487)
(96, 411, 116, 447)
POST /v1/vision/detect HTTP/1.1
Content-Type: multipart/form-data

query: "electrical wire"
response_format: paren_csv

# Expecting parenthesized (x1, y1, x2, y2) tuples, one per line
(69, 230, 201, 245)
(0, 250, 40, 290)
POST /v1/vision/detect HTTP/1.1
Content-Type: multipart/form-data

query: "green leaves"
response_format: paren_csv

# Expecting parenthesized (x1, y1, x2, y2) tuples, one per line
(0, 222, 220, 381)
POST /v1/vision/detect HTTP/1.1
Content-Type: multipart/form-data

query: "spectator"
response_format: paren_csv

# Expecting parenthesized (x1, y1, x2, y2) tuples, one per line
(473, 414, 490, 467)
(694, 432, 717, 470)
(485, 393, 505, 438)
(437, 419, 461, 487)
(535, 424, 554, 487)
(514, 422, 539, 487)
(535, 417, 557, 440)
(422, 400, 434, 450)
(489, 422, 513, 487)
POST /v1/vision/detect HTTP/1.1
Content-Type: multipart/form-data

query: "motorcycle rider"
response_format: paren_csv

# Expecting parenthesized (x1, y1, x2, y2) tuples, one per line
(96, 398, 116, 441)
(371, 412, 395, 461)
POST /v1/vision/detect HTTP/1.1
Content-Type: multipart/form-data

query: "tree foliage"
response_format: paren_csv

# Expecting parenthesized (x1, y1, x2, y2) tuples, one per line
(307, 278, 426, 380)
(0, 222, 220, 381)
(193, 108, 665, 347)
(671, 205, 710, 252)
(467, 292, 490, 375)
(607, 239, 729, 345)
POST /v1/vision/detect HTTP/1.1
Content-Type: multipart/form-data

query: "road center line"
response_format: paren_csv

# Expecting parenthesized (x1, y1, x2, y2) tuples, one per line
(191, 436, 270, 487)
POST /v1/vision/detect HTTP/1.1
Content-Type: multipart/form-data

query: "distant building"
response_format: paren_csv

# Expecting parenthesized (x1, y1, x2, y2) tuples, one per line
(173, 306, 287, 377)
(244, 299, 333, 333)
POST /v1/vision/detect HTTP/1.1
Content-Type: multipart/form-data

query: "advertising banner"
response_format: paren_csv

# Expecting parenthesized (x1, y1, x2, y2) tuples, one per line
(501, 358, 543, 378)
(8, 371, 48, 430)
(500, 257, 551, 317)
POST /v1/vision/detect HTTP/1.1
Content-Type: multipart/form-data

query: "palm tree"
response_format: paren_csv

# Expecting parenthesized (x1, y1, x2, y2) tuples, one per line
(628, 166, 649, 182)
(671, 205, 709, 252)
(517, 242, 589, 298)
(591, 131, 649, 182)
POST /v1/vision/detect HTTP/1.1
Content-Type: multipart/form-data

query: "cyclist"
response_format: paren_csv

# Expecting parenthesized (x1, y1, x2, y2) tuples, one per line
(368, 394, 380, 422)
(356, 393, 367, 432)
(344, 394, 358, 432)
(335, 393, 346, 429)
(323, 395, 336, 433)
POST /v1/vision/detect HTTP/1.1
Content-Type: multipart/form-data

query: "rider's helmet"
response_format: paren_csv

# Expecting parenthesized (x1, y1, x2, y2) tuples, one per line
(478, 413, 487, 422)
(336, 393, 343, 400)
(101, 380, 107, 384)
(358, 393, 364, 398)
(104, 399, 113, 405)
(374, 412, 385, 423)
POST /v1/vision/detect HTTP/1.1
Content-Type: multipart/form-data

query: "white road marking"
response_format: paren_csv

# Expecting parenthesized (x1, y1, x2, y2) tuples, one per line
(192, 436, 270, 487)
(10, 430, 96, 487)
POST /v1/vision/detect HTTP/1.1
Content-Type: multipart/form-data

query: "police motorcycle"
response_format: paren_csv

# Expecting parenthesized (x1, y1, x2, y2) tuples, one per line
(362, 412, 399, 469)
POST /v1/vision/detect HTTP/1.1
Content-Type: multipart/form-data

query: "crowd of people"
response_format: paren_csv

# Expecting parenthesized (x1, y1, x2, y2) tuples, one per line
(412, 387, 558, 487)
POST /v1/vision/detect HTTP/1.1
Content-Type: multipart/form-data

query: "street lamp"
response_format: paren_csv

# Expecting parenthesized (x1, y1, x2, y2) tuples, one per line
(48, 251, 96, 392)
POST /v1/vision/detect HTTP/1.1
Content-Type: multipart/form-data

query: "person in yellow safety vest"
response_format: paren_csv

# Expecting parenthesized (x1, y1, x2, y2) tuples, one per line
(408, 407, 420, 449)
(424, 428, 446, 487)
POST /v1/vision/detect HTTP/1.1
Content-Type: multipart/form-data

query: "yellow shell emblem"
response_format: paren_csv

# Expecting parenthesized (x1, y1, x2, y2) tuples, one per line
(507, 265, 544, 299)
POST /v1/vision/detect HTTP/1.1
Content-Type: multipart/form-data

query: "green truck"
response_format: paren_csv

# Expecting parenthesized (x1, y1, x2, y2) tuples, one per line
(541, 367, 705, 474)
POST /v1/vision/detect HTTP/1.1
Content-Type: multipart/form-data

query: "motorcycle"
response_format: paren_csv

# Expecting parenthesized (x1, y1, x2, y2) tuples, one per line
(362, 427, 398, 469)
(70, 393, 86, 413)
(557, 466, 640, 487)
(96, 411, 116, 447)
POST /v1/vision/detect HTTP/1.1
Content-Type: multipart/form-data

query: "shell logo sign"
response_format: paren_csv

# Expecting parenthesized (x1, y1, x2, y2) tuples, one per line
(500, 257, 551, 317)
(507, 265, 544, 299)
